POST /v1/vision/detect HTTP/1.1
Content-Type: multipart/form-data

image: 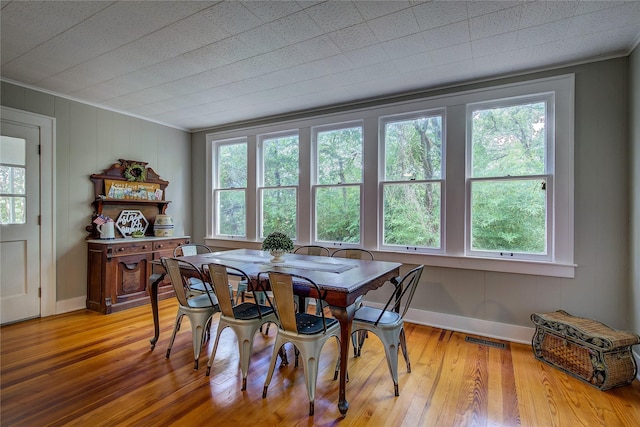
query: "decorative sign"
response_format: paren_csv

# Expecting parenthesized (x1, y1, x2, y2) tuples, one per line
(105, 179, 162, 201)
(115, 210, 149, 237)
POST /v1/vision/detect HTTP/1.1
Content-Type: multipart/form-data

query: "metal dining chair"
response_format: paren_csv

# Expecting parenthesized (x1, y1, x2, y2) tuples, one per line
(204, 263, 278, 390)
(162, 257, 220, 370)
(351, 264, 424, 396)
(293, 245, 331, 313)
(261, 271, 341, 416)
(174, 244, 241, 301)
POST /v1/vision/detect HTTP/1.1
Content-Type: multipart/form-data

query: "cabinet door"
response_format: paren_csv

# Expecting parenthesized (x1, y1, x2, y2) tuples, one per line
(114, 253, 151, 303)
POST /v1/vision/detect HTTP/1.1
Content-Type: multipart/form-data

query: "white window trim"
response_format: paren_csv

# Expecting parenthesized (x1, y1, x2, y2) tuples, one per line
(205, 74, 575, 278)
(311, 121, 364, 246)
(378, 109, 446, 253)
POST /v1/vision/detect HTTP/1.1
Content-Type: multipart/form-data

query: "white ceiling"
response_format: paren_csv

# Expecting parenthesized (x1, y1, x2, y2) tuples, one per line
(2, 1, 639, 131)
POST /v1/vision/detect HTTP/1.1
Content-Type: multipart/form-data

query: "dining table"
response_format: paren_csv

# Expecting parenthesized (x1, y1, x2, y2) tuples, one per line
(147, 248, 401, 416)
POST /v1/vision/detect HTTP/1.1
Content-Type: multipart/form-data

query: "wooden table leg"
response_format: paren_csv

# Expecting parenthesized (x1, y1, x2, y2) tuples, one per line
(148, 273, 165, 350)
(329, 303, 356, 416)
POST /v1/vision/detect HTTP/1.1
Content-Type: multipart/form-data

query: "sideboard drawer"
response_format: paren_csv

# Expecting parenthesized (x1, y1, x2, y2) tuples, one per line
(153, 239, 183, 252)
(112, 241, 152, 255)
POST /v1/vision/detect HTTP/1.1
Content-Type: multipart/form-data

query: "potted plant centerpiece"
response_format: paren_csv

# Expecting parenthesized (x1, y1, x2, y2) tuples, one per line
(262, 231, 294, 263)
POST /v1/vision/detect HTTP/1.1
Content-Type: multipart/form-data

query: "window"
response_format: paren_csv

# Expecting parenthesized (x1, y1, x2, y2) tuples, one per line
(214, 139, 247, 237)
(313, 123, 363, 245)
(467, 96, 552, 261)
(380, 111, 444, 251)
(0, 136, 26, 224)
(206, 75, 574, 277)
(259, 132, 299, 239)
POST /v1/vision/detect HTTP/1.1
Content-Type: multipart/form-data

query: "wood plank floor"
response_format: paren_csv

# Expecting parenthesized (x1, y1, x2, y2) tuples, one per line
(2, 298, 639, 426)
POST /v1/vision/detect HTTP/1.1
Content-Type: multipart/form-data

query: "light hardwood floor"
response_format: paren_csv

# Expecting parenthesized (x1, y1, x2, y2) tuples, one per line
(1, 298, 639, 426)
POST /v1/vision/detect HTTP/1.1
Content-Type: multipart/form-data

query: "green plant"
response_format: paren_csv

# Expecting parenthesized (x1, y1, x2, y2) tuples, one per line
(261, 231, 294, 252)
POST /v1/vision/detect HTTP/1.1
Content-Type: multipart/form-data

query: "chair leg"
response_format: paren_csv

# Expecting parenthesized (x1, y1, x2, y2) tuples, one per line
(381, 331, 401, 396)
(399, 327, 411, 373)
(166, 312, 183, 359)
(263, 338, 285, 398)
(206, 322, 227, 376)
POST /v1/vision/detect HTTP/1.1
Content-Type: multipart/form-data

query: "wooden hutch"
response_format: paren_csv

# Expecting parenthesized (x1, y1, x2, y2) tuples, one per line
(86, 159, 189, 314)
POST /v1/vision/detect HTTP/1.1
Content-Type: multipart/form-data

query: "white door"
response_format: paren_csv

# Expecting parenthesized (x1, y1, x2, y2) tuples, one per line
(0, 120, 41, 324)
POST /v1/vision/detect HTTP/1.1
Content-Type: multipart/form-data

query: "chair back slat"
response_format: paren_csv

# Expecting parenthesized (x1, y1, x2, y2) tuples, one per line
(162, 257, 216, 307)
(294, 245, 330, 257)
(331, 248, 373, 260)
(376, 265, 424, 325)
(267, 272, 298, 333)
(266, 271, 330, 334)
(206, 264, 236, 317)
(174, 244, 212, 257)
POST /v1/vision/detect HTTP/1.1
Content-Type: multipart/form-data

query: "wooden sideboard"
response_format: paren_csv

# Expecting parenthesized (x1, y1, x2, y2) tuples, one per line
(86, 236, 190, 314)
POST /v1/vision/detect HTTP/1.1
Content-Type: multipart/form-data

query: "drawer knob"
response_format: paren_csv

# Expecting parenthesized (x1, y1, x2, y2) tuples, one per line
(118, 247, 125, 252)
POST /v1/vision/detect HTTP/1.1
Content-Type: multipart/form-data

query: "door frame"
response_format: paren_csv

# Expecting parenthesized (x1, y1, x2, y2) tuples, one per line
(2, 106, 56, 317)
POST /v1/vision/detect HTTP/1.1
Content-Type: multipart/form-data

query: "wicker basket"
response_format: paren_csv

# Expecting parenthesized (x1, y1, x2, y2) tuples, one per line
(531, 310, 640, 390)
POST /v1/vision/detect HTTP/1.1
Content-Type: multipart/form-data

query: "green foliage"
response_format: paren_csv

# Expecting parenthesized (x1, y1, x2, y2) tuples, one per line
(261, 231, 294, 252)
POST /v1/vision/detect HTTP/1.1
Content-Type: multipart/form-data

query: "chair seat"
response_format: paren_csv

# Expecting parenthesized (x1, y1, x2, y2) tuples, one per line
(296, 312, 338, 335)
(353, 305, 401, 326)
(189, 279, 212, 293)
(233, 303, 274, 320)
(187, 293, 218, 308)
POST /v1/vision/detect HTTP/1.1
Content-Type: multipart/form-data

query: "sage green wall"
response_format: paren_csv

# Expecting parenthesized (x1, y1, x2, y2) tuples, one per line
(1, 81, 192, 302)
(631, 44, 640, 337)
(192, 57, 632, 331)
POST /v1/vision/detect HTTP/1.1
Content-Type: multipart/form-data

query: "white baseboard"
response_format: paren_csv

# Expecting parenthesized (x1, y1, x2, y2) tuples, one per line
(365, 302, 535, 345)
(56, 296, 86, 314)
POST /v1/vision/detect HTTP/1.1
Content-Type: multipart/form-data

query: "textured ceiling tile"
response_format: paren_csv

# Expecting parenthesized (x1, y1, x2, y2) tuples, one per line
(465, 1, 523, 19)
(412, 1, 468, 31)
(367, 8, 421, 42)
(242, 1, 303, 23)
(469, 5, 523, 40)
(353, 1, 411, 21)
(517, 1, 578, 29)
(422, 21, 471, 51)
(515, 20, 570, 49)
(344, 45, 391, 67)
(471, 33, 519, 58)
(268, 10, 325, 43)
(293, 36, 342, 62)
(198, 1, 263, 35)
(305, 1, 364, 33)
(0, 1, 111, 64)
(380, 33, 428, 60)
(430, 42, 473, 66)
(328, 23, 379, 52)
(392, 51, 434, 74)
(236, 25, 290, 53)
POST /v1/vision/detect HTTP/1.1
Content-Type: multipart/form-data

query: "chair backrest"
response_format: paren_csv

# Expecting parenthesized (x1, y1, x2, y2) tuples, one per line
(205, 263, 264, 319)
(161, 257, 215, 307)
(174, 244, 212, 257)
(294, 245, 330, 257)
(266, 271, 330, 334)
(376, 265, 424, 325)
(331, 248, 374, 260)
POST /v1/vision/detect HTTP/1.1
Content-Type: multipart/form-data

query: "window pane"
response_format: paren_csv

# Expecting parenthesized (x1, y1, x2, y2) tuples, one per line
(317, 127, 362, 185)
(218, 143, 246, 188)
(0, 166, 26, 194)
(217, 190, 245, 236)
(471, 179, 546, 254)
(261, 188, 296, 238)
(0, 136, 26, 165)
(385, 115, 442, 181)
(316, 186, 360, 243)
(383, 182, 441, 248)
(0, 196, 25, 224)
(263, 135, 298, 187)
(471, 102, 545, 178)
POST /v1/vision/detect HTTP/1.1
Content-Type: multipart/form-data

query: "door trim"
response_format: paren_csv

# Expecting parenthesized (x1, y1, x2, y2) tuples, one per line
(2, 106, 56, 317)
